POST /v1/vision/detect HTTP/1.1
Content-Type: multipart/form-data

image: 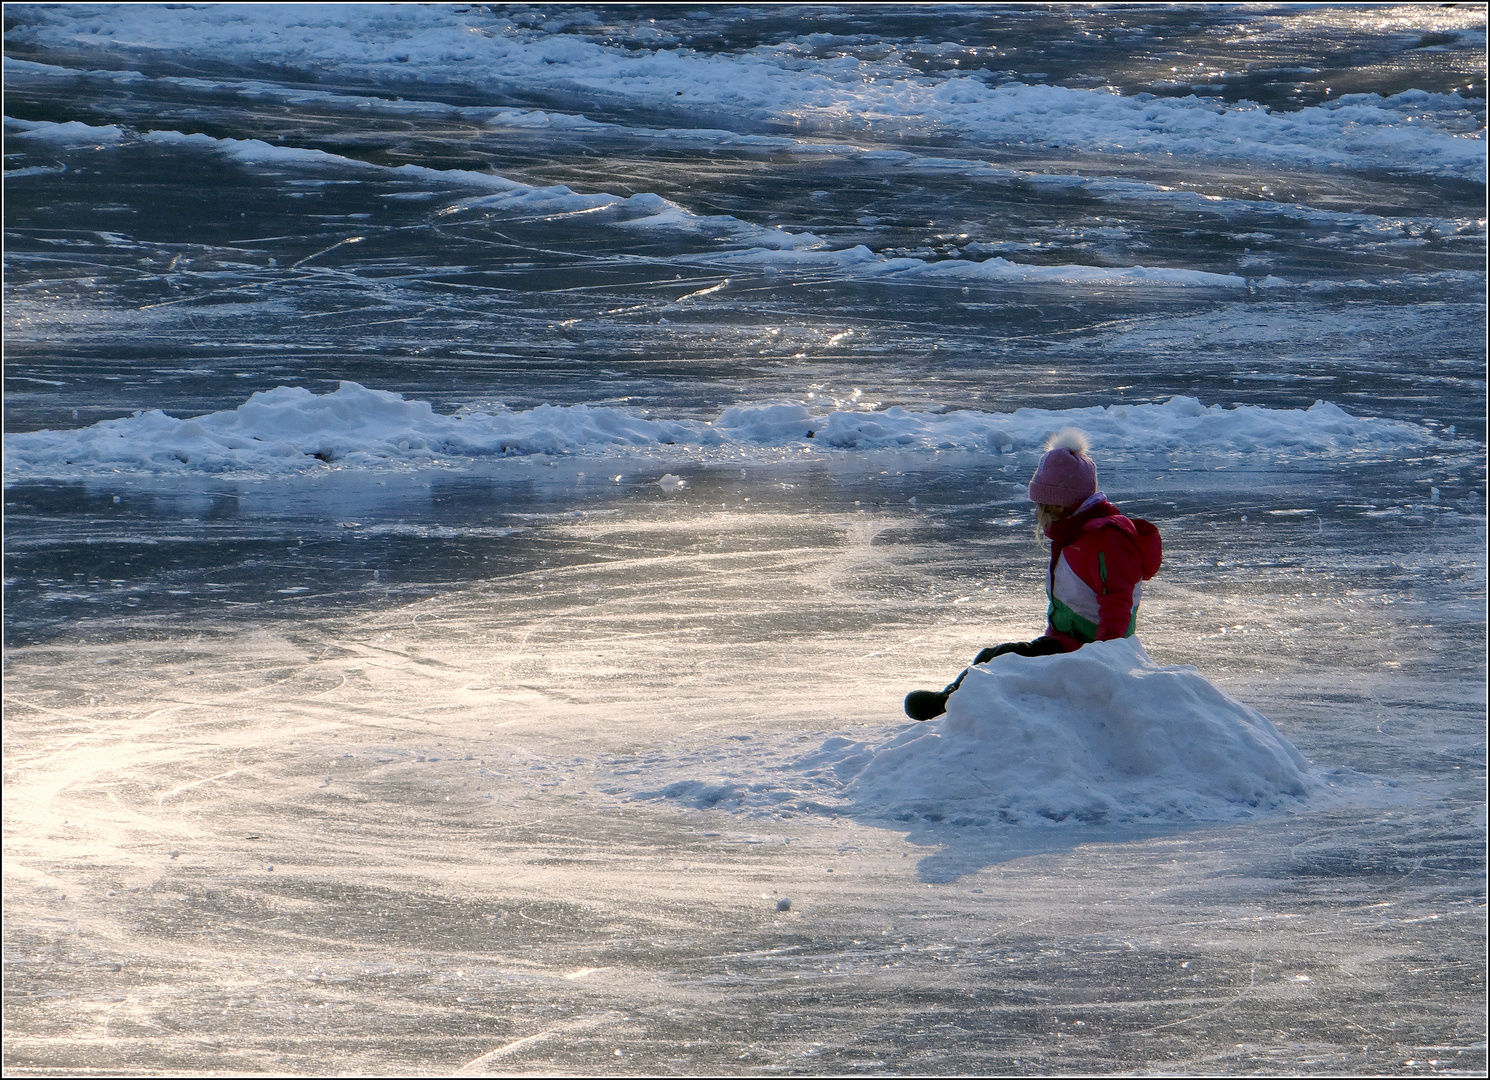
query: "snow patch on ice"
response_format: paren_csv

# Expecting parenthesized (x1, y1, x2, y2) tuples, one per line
(637, 639, 1325, 828)
(3, 382, 1442, 479)
(6, 116, 124, 144)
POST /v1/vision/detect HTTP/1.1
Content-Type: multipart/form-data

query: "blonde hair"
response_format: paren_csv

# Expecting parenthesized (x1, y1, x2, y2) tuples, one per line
(1035, 502, 1070, 537)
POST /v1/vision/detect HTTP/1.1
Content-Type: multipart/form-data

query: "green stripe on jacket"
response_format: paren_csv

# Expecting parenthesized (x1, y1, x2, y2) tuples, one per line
(1047, 593, 1139, 643)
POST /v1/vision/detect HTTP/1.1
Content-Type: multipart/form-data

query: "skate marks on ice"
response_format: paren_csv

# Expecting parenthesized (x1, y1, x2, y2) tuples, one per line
(456, 1009, 625, 1075)
(3, 503, 1483, 1074)
(1, 624, 813, 1073)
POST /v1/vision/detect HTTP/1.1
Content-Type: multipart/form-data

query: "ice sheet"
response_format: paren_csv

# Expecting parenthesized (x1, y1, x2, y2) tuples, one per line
(4, 482, 1483, 1074)
(3, 4, 1483, 1074)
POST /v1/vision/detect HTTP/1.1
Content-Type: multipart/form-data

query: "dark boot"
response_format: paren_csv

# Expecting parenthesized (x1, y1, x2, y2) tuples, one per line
(903, 669, 968, 721)
(903, 689, 949, 721)
(904, 640, 1065, 721)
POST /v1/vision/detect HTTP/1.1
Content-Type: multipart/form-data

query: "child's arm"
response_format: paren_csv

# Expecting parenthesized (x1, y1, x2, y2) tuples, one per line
(1091, 534, 1145, 641)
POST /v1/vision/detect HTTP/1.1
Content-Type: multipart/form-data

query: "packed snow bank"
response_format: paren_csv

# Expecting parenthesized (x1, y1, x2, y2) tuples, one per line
(3, 382, 1440, 478)
(1, 383, 716, 477)
(808, 639, 1318, 826)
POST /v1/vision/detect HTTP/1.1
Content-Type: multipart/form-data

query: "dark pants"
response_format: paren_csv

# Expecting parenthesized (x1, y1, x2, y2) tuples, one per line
(946, 637, 1065, 693)
(971, 637, 1066, 665)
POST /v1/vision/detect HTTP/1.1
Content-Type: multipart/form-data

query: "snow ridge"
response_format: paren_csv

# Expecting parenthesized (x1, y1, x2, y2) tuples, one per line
(3, 381, 1440, 479)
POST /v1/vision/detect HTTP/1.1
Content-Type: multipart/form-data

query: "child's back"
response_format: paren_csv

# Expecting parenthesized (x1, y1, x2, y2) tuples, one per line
(903, 429, 1162, 721)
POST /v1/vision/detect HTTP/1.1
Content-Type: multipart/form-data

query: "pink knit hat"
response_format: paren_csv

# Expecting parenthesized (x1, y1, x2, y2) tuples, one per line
(1028, 428, 1097, 507)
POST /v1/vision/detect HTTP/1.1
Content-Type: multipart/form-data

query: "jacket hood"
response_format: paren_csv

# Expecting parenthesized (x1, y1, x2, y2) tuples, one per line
(1048, 500, 1162, 580)
(1130, 518, 1163, 580)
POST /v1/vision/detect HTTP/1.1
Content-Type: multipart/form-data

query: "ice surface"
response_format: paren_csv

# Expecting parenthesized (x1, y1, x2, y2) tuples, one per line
(5, 480, 1480, 1074)
(8, 71, 1480, 242)
(675, 242, 1258, 287)
(3, 4, 1484, 1076)
(0, 116, 1311, 291)
(8, 114, 1480, 300)
(2, 381, 1440, 478)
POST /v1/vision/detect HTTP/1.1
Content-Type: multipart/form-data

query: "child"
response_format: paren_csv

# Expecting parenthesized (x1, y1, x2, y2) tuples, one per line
(904, 429, 1162, 721)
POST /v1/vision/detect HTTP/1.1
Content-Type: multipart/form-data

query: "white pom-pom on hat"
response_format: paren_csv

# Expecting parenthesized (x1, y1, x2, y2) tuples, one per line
(1044, 427, 1090, 456)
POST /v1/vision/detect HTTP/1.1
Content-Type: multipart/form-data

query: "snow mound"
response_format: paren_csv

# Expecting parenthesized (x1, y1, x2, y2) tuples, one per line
(818, 639, 1317, 827)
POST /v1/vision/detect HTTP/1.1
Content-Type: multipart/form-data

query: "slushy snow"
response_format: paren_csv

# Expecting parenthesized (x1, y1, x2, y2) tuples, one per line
(8, 115, 1478, 290)
(643, 639, 1321, 828)
(5, 6, 1483, 180)
(2, 381, 1439, 478)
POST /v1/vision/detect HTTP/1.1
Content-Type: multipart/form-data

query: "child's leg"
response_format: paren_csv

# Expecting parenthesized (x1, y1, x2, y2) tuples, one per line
(972, 637, 1063, 664)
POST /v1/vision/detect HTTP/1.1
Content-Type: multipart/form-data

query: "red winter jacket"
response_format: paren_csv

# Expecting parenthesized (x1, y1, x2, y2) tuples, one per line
(1043, 494, 1162, 652)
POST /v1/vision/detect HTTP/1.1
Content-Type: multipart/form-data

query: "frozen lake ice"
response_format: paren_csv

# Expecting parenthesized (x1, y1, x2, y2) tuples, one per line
(3, 4, 1485, 1075)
